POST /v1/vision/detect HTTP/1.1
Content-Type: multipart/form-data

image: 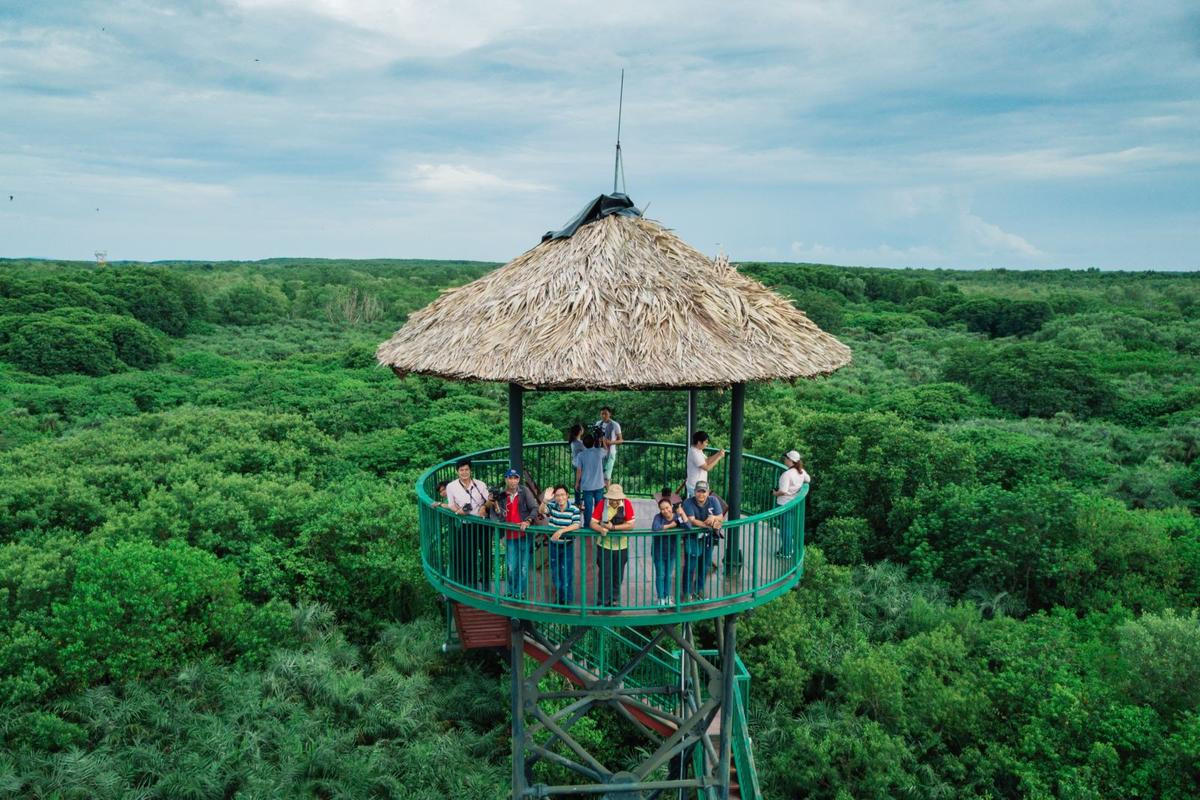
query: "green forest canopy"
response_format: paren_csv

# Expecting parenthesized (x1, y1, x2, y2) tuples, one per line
(0, 257, 1198, 798)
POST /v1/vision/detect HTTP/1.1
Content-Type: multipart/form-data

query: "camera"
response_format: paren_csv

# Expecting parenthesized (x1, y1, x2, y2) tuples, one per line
(589, 422, 606, 444)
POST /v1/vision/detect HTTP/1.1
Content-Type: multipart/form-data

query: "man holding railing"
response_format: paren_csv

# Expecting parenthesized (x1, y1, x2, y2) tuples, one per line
(681, 481, 724, 601)
(544, 485, 582, 605)
(589, 483, 635, 607)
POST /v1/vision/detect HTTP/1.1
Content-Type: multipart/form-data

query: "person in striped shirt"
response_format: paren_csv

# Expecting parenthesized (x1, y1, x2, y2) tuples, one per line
(544, 484, 582, 605)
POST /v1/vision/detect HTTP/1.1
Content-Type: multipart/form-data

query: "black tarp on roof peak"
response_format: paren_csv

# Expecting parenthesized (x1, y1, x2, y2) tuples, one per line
(542, 193, 642, 242)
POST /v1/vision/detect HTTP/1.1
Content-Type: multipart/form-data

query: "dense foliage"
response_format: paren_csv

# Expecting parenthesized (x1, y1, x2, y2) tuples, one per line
(0, 256, 1197, 798)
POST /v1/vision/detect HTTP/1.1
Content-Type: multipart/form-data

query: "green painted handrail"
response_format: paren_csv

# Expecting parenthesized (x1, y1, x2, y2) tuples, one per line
(417, 440, 808, 627)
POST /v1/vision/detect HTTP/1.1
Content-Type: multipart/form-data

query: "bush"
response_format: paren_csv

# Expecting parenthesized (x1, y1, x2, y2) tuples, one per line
(949, 297, 1054, 338)
(944, 341, 1115, 418)
(0, 310, 167, 376)
(108, 317, 168, 369)
(48, 539, 250, 691)
(4, 317, 120, 376)
(213, 284, 287, 325)
(96, 267, 207, 335)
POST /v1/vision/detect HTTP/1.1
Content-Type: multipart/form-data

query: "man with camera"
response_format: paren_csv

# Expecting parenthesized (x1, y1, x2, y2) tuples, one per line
(686, 430, 725, 497)
(444, 459, 493, 590)
(573, 432, 607, 529)
(486, 467, 541, 600)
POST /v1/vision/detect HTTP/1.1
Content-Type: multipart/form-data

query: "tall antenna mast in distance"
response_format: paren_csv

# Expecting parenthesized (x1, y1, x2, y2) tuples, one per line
(612, 69, 625, 194)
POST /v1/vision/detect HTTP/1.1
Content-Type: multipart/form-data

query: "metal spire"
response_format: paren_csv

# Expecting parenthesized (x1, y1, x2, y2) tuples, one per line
(613, 69, 625, 194)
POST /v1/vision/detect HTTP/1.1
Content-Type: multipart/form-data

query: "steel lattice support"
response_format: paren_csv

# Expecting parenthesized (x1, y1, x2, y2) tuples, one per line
(510, 616, 740, 799)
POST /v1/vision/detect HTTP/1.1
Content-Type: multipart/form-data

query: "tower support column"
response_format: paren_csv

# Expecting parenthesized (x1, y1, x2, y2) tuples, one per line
(512, 618, 528, 798)
(509, 383, 524, 472)
(726, 382, 745, 572)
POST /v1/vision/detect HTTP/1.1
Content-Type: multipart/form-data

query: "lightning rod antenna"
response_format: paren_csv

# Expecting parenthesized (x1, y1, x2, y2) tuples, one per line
(612, 69, 625, 194)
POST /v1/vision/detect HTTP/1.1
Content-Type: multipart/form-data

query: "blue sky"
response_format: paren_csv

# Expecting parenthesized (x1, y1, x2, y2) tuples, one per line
(2, 1, 1198, 269)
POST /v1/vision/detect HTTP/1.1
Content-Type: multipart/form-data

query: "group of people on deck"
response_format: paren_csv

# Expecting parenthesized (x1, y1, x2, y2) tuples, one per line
(436, 406, 810, 609)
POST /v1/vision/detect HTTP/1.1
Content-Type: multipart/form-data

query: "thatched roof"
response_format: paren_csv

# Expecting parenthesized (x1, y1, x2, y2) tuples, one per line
(376, 210, 851, 389)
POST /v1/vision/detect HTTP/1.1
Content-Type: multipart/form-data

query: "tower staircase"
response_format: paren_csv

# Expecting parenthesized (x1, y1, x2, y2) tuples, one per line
(451, 603, 762, 799)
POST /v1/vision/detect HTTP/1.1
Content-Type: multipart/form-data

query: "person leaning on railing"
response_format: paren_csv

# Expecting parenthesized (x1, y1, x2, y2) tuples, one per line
(771, 450, 810, 558)
(589, 483, 635, 607)
(485, 468, 540, 600)
(444, 459, 492, 590)
(651, 498, 690, 608)
(680, 481, 725, 601)
(543, 485, 582, 605)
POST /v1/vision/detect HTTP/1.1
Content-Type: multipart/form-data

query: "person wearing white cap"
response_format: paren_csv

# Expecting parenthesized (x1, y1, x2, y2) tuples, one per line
(772, 450, 810, 557)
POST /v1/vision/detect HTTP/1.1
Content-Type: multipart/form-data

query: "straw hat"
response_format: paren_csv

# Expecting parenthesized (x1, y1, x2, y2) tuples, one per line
(605, 484, 629, 501)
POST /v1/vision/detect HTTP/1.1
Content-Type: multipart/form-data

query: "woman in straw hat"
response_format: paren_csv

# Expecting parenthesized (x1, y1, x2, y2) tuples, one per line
(589, 483, 635, 607)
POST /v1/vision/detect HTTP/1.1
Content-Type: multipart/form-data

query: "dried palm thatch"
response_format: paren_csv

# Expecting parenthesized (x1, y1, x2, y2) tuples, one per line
(376, 213, 851, 388)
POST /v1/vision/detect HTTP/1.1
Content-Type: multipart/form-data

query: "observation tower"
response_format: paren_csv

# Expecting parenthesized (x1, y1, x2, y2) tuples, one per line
(378, 194, 851, 799)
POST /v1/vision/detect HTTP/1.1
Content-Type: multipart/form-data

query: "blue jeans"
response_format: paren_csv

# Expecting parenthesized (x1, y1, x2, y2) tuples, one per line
(651, 535, 678, 600)
(580, 488, 604, 531)
(682, 535, 714, 597)
(505, 535, 533, 598)
(549, 540, 574, 605)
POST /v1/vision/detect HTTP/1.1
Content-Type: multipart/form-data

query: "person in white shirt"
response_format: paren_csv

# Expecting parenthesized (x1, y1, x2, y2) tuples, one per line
(597, 406, 623, 486)
(443, 459, 493, 589)
(686, 430, 725, 497)
(771, 450, 810, 558)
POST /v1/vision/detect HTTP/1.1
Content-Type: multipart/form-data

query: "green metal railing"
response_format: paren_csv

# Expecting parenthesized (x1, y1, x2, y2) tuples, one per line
(417, 441, 808, 626)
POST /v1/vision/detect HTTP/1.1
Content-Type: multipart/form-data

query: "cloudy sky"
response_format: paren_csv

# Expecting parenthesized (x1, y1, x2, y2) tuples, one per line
(2, 1, 1198, 269)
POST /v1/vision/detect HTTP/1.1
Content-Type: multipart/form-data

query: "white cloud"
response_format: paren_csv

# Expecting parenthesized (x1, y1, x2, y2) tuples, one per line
(943, 146, 1195, 180)
(958, 211, 1044, 259)
(409, 163, 549, 195)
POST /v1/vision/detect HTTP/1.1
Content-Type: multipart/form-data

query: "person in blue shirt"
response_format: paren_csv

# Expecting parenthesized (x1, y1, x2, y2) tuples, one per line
(680, 481, 724, 601)
(573, 432, 607, 527)
(650, 498, 689, 608)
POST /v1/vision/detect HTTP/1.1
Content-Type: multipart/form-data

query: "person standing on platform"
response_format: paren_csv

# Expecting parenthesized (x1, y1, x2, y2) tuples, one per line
(444, 459, 491, 590)
(574, 432, 607, 526)
(589, 483, 635, 607)
(545, 485, 582, 605)
(686, 430, 725, 497)
(651, 498, 689, 608)
(771, 450, 810, 558)
(487, 468, 539, 600)
(596, 406, 623, 486)
(567, 423, 586, 505)
(681, 481, 724, 601)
